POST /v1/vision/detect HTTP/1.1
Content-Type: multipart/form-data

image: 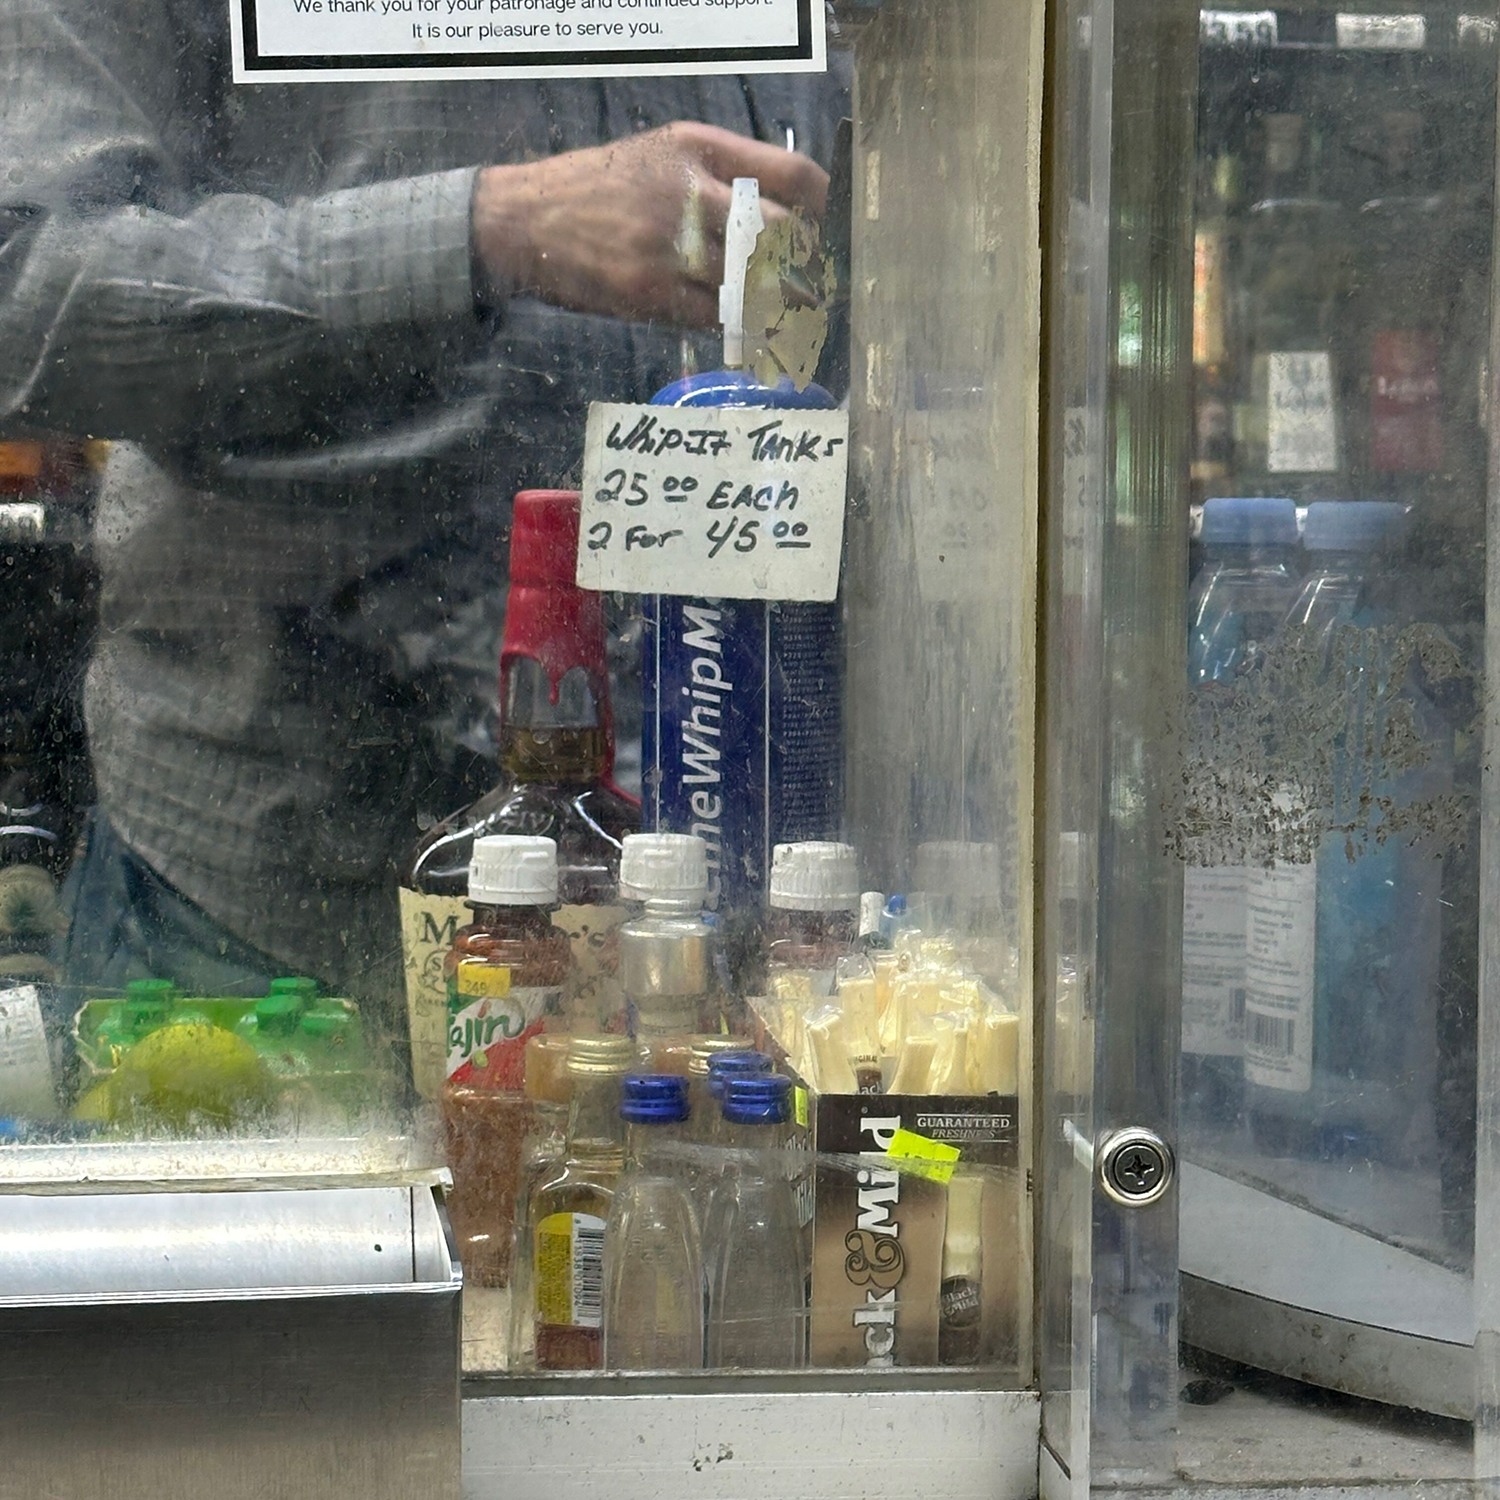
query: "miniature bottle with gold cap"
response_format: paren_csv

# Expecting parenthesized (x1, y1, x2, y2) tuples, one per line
(523, 1033, 635, 1371)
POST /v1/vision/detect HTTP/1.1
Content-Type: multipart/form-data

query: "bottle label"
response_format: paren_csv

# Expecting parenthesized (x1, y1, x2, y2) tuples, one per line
(643, 596, 842, 916)
(446, 964, 559, 1091)
(553, 902, 626, 1030)
(1266, 351, 1338, 473)
(398, 888, 470, 1100)
(1181, 867, 1246, 1058)
(1244, 862, 1316, 1092)
(1372, 329, 1442, 472)
(536, 1211, 606, 1330)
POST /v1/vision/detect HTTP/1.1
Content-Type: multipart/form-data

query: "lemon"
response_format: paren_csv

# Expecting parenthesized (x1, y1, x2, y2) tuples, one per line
(71, 1079, 115, 1123)
(110, 1021, 273, 1128)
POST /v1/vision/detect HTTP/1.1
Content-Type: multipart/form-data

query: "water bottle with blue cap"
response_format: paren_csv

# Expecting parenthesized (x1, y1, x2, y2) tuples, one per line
(1245, 501, 1452, 1164)
(1182, 496, 1302, 1131)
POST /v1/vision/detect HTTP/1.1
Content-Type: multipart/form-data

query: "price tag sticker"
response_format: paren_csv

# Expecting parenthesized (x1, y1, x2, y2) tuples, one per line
(1200, 9, 1278, 46)
(576, 401, 849, 603)
(885, 1127, 961, 1184)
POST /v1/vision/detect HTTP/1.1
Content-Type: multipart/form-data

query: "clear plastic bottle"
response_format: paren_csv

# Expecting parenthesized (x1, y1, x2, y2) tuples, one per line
(764, 841, 859, 997)
(1182, 496, 1301, 1132)
(1245, 502, 1450, 1161)
(521, 1033, 634, 1370)
(704, 1073, 806, 1370)
(602, 1074, 705, 1372)
(685, 1039, 761, 1150)
(619, 833, 716, 1041)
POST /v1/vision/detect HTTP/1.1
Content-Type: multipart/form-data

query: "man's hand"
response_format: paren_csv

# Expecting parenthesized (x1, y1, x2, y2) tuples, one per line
(472, 121, 829, 327)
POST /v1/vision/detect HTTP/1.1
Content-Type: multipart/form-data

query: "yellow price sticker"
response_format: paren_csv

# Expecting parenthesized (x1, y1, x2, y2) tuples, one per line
(456, 961, 512, 1000)
(886, 1128, 961, 1184)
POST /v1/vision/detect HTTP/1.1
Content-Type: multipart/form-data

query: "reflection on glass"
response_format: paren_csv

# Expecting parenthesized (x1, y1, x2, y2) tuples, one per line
(1182, 5, 1490, 1429)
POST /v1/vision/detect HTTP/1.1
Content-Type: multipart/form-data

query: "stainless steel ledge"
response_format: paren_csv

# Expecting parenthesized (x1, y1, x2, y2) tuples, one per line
(462, 1385, 1040, 1500)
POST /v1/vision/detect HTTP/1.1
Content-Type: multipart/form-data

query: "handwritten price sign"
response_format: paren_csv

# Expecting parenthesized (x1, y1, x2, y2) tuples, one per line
(575, 401, 849, 602)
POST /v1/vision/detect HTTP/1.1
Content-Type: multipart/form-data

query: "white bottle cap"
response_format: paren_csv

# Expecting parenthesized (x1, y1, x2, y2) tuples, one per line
(769, 841, 860, 912)
(619, 833, 709, 904)
(467, 835, 558, 906)
(858, 891, 885, 938)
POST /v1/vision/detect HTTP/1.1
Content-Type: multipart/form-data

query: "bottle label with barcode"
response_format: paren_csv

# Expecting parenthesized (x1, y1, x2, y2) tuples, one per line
(1244, 863, 1316, 1092)
(1182, 866, 1247, 1057)
(536, 1211, 606, 1330)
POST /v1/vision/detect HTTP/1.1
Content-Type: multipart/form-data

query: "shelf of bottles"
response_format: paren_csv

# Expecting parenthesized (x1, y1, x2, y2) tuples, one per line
(1182, 3, 1492, 1275)
(1, 479, 1032, 1383)
(402, 492, 1031, 1379)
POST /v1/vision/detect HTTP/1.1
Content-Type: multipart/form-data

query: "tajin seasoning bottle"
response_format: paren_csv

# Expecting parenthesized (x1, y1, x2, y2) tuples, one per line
(441, 834, 573, 1288)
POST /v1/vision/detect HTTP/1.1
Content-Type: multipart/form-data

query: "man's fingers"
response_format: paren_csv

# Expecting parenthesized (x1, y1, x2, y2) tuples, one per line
(671, 122, 830, 217)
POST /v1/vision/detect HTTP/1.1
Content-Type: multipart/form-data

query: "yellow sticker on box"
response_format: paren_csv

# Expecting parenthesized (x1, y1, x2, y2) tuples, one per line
(456, 961, 511, 1000)
(794, 1085, 809, 1129)
(886, 1127, 961, 1183)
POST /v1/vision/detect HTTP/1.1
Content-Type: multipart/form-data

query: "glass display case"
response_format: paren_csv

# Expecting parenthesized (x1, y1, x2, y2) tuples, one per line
(2, 0, 1498, 1491)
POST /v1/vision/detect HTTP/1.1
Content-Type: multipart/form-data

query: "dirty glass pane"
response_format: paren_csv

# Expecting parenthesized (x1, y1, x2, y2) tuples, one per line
(0, 0, 1044, 1390)
(1177, 0, 1493, 1471)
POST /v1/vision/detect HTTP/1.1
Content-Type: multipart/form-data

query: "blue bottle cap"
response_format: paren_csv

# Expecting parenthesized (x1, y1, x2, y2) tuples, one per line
(620, 1074, 690, 1125)
(1200, 496, 1299, 547)
(1302, 501, 1408, 553)
(721, 1073, 793, 1126)
(706, 1049, 774, 1099)
(651, 371, 836, 410)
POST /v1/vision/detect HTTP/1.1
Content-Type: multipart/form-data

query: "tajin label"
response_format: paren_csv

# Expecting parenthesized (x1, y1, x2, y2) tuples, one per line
(445, 964, 559, 1091)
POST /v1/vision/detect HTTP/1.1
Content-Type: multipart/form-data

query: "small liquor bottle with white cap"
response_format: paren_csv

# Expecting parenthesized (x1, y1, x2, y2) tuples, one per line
(618, 832, 716, 1042)
(764, 840, 860, 997)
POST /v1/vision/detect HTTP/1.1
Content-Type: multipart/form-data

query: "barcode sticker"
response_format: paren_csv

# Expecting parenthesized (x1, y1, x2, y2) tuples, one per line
(571, 1216, 606, 1329)
(1244, 863, 1316, 1092)
(1248, 1012, 1295, 1057)
(537, 1211, 607, 1331)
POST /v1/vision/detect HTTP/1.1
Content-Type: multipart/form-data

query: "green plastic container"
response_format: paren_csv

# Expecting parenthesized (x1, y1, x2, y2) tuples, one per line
(73, 980, 386, 1123)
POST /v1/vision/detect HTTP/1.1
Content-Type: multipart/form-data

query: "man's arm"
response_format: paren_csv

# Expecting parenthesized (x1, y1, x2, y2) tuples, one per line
(0, 0, 826, 450)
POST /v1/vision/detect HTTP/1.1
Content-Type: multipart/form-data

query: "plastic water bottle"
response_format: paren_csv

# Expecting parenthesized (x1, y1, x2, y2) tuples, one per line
(602, 1074, 704, 1371)
(704, 1073, 806, 1369)
(1244, 501, 1450, 1161)
(1183, 496, 1302, 1129)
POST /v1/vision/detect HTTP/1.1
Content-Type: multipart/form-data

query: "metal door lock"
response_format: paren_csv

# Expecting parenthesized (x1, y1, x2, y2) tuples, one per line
(1097, 1127, 1175, 1207)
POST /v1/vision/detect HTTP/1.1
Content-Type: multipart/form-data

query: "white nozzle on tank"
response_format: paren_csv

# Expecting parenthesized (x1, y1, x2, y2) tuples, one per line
(719, 176, 764, 370)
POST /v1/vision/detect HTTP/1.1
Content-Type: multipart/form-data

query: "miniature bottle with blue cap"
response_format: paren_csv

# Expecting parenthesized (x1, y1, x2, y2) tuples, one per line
(704, 1071, 806, 1369)
(643, 178, 843, 988)
(602, 1073, 704, 1371)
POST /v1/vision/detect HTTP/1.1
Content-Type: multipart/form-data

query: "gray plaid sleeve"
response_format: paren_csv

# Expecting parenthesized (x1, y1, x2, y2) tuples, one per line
(0, 0, 487, 444)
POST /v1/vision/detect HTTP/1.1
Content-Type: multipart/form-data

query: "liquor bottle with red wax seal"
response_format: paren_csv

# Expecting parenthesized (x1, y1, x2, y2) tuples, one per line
(401, 491, 640, 1099)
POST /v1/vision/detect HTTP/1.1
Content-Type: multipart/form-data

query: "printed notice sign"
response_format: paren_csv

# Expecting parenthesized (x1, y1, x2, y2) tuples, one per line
(576, 401, 848, 602)
(232, 0, 823, 82)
